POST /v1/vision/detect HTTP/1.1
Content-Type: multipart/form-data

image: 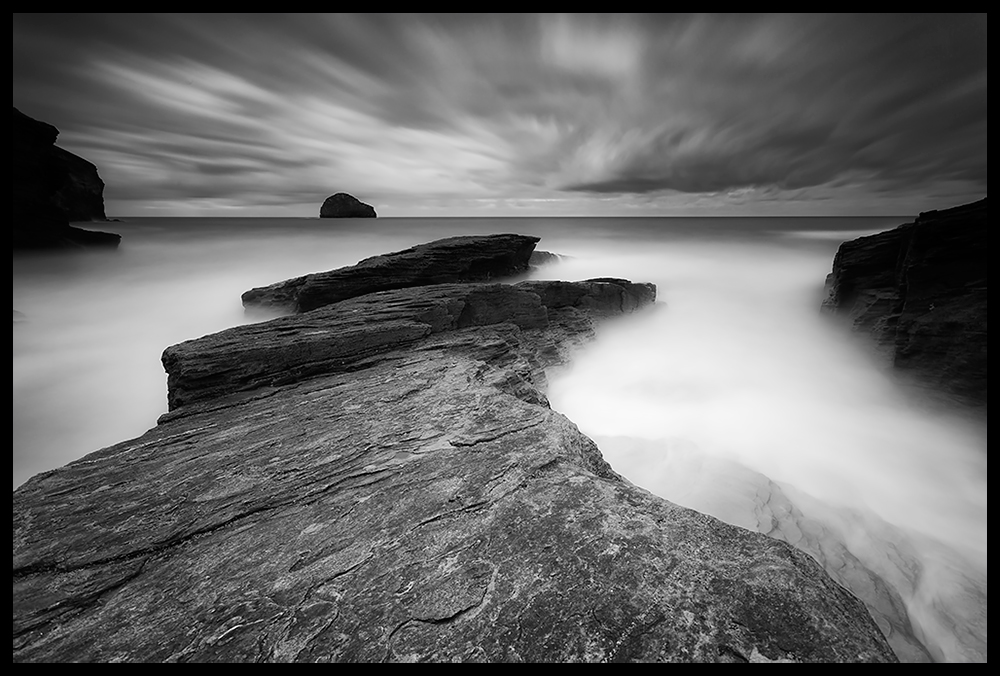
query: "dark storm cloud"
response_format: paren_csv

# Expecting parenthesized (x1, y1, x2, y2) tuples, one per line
(553, 14, 987, 197)
(13, 14, 986, 215)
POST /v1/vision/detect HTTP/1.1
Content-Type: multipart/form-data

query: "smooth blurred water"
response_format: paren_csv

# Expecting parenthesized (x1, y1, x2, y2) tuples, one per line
(12, 216, 987, 661)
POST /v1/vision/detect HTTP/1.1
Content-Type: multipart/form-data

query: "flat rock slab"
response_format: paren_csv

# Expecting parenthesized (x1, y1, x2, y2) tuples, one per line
(242, 234, 541, 313)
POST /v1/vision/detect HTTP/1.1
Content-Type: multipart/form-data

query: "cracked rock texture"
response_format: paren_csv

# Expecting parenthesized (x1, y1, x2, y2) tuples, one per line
(242, 234, 540, 313)
(14, 242, 895, 662)
(822, 198, 986, 408)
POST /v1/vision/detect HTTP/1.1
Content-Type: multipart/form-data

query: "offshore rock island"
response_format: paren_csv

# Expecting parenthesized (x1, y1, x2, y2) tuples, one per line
(12, 234, 896, 662)
(320, 192, 377, 218)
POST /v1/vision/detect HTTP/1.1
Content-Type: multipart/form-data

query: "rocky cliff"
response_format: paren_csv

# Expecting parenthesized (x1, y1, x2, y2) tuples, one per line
(822, 198, 987, 408)
(13, 235, 896, 662)
(12, 107, 119, 250)
(320, 192, 377, 218)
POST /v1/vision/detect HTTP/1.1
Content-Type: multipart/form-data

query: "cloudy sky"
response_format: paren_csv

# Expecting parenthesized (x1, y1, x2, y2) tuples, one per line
(13, 14, 987, 217)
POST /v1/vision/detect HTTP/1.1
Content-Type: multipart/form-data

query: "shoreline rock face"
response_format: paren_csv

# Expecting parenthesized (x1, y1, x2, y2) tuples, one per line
(168, 279, 655, 411)
(320, 192, 376, 218)
(12, 107, 119, 250)
(13, 237, 896, 662)
(242, 234, 540, 313)
(822, 198, 987, 408)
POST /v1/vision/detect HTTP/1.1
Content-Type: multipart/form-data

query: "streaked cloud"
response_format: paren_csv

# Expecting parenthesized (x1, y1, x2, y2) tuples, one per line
(13, 13, 987, 215)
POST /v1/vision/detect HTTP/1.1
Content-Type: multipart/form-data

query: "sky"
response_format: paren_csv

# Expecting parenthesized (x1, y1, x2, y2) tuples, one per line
(13, 13, 987, 217)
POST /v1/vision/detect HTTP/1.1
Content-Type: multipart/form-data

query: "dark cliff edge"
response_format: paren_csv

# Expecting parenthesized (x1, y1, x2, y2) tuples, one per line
(320, 192, 377, 218)
(822, 198, 987, 409)
(13, 235, 895, 662)
(12, 107, 120, 250)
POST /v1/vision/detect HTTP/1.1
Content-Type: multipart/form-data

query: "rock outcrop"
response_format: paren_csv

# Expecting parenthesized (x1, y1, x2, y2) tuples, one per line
(529, 250, 565, 268)
(168, 279, 654, 411)
(12, 107, 119, 250)
(242, 234, 540, 313)
(822, 198, 987, 407)
(13, 237, 896, 662)
(320, 193, 377, 218)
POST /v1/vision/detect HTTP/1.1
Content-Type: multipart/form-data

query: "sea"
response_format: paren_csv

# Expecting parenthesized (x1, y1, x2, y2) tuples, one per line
(12, 216, 987, 662)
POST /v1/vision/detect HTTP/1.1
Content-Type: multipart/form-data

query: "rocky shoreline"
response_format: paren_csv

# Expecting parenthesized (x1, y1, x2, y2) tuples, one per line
(13, 234, 896, 662)
(822, 198, 986, 409)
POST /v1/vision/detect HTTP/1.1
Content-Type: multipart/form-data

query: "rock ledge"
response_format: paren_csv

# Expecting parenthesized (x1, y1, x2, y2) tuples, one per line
(242, 234, 540, 313)
(13, 237, 895, 662)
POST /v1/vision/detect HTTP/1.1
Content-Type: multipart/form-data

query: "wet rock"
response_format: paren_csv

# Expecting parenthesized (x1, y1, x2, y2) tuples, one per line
(529, 250, 564, 268)
(242, 234, 541, 314)
(822, 198, 987, 408)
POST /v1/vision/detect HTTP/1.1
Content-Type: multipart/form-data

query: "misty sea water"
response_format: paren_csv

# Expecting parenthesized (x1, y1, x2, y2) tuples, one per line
(12, 216, 987, 662)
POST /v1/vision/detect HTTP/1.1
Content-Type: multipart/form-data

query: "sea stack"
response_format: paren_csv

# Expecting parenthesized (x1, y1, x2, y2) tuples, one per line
(320, 192, 377, 218)
(12, 107, 120, 249)
(822, 198, 987, 408)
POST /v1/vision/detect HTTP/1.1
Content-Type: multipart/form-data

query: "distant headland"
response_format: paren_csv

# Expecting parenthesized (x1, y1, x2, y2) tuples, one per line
(12, 107, 120, 250)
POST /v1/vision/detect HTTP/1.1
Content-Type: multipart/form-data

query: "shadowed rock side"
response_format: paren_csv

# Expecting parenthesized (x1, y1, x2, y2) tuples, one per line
(320, 192, 377, 218)
(13, 277, 895, 662)
(12, 107, 119, 250)
(822, 198, 986, 408)
(167, 280, 654, 411)
(242, 234, 541, 314)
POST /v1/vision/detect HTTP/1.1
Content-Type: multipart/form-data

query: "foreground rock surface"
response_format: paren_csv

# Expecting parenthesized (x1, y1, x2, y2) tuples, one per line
(12, 107, 119, 250)
(13, 273, 895, 662)
(822, 198, 987, 408)
(320, 192, 377, 218)
(242, 234, 540, 313)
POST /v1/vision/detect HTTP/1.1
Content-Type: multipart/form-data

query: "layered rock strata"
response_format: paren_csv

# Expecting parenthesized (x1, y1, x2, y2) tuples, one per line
(822, 198, 987, 407)
(13, 241, 896, 662)
(12, 107, 119, 249)
(319, 193, 376, 218)
(242, 234, 540, 313)
(167, 280, 654, 411)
